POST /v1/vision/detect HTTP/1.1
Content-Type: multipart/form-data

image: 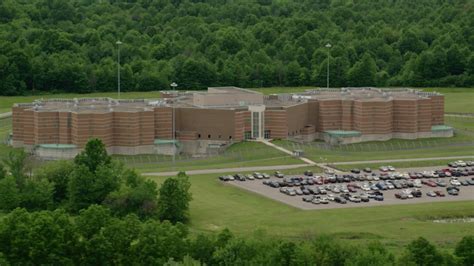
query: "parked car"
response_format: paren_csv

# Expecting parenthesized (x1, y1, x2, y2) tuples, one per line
(435, 191, 445, 197)
(379, 166, 389, 172)
(411, 189, 422, 198)
(450, 178, 461, 186)
(363, 167, 372, 173)
(395, 192, 408, 199)
(447, 188, 459, 196)
(274, 171, 284, 178)
(311, 197, 321, 204)
(253, 172, 263, 179)
(304, 170, 313, 176)
(387, 166, 396, 171)
(334, 197, 347, 204)
(351, 168, 361, 174)
(434, 179, 446, 187)
(302, 196, 313, 202)
(460, 180, 469, 186)
(262, 173, 270, 179)
(426, 191, 437, 197)
(245, 174, 255, 180)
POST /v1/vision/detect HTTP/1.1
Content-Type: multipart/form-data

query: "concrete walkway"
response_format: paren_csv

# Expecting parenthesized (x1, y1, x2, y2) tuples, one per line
(258, 139, 343, 173)
(142, 163, 310, 177)
(0, 112, 12, 119)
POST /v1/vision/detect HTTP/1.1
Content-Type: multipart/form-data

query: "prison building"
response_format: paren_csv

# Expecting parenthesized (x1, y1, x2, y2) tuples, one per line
(11, 87, 452, 158)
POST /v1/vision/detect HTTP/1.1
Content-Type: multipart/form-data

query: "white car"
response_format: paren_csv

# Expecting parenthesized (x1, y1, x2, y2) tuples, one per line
(326, 194, 335, 201)
(387, 166, 396, 171)
(450, 178, 461, 186)
(456, 160, 467, 167)
(402, 189, 413, 196)
(379, 166, 389, 172)
(361, 183, 371, 191)
(414, 180, 422, 188)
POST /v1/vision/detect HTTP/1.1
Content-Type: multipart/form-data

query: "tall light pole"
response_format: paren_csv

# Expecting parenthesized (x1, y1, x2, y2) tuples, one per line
(325, 43, 331, 89)
(116, 40, 122, 99)
(170, 82, 178, 163)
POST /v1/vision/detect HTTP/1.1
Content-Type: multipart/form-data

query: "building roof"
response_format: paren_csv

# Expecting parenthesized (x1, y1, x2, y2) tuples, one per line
(14, 87, 443, 114)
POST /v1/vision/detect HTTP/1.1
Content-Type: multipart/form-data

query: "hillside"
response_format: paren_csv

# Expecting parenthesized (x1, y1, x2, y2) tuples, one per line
(0, 0, 473, 95)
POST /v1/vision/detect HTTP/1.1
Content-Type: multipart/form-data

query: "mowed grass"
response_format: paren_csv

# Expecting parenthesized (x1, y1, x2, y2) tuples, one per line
(148, 172, 474, 251)
(273, 125, 474, 163)
(116, 141, 303, 173)
(424, 88, 474, 113)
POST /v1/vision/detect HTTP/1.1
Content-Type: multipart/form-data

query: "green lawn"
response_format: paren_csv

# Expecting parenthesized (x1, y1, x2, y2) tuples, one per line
(148, 172, 474, 252)
(424, 88, 474, 113)
(273, 126, 474, 163)
(332, 159, 471, 172)
(116, 141, 302, 173)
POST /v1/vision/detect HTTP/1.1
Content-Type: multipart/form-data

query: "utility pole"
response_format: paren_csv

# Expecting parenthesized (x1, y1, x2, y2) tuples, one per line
(170, 82, 178, 163)
(325, 43, 331, 89)
(116, 40, 123, 99)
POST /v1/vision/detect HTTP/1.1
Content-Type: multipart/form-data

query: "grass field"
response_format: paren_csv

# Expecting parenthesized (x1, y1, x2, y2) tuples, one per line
(273, 125, 474, 163)
(148, 172, 474, 252)
(115, 141, 302, 173)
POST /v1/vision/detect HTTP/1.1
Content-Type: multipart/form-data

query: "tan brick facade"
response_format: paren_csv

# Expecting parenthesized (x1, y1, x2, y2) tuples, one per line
(11, 88, 449, 156)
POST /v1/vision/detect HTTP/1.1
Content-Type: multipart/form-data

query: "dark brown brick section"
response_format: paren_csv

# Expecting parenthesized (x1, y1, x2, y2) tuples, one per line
(264, 109, 288, 139)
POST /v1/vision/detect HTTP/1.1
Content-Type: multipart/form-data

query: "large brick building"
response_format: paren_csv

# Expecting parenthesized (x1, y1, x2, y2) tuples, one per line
(11, 87, 452, 158)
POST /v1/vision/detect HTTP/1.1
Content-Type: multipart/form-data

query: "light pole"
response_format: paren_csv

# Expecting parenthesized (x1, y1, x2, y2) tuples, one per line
(116, 40, 123, 99)
(325, 43, 331, 89)
(170, 82, 178, 163)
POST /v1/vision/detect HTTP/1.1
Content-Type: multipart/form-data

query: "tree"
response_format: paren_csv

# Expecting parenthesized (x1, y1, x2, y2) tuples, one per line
(0, 208, 77, 265)
(133, 220, 188, 265)
(3, 150, 28, 188)
(400, 237, 444, 266)
(67, 163, 120, 212)
(455, 236, 474, 266)
(347, 53, 377, 86)
(20, 179, 54, 211)
(0, 176, 20, 211)
(157, 173, 192, 224)
(0, 163, 6, 180)
(76, 205, 113, 239)
(35, 160, 74, 204)
(104, 171, 159, 219)
(74, 138, 111, 173)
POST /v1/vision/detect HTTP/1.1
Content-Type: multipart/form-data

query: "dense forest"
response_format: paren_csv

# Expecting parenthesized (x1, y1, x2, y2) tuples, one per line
(0, 0, 473, 95)
(0, 139, 473, 265)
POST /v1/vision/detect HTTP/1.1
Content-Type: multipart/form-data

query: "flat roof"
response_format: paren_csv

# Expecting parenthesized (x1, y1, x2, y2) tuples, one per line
(14, 87, 443, 113)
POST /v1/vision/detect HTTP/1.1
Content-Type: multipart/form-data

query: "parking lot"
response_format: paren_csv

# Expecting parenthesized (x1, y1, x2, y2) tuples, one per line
(222, 162, 474, 210)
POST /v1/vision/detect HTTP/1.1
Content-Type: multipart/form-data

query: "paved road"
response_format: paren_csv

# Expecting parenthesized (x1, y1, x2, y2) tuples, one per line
(142, 164, 310, 177)
(329, 155, 474, 166)
(142, 155, 474, 176)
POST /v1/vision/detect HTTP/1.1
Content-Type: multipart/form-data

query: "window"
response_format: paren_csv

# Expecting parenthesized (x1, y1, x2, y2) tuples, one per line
(229, 136, 232, 140)
(264, 130, 271, 139)
(208, 134, 211, 139)
(252, 112, 259, 138)
(218, 135, 221, 139)
(198, 134, 201, 138)
(244, 131, 251, 140)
